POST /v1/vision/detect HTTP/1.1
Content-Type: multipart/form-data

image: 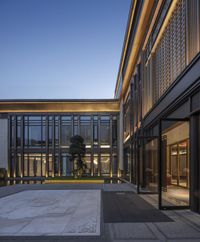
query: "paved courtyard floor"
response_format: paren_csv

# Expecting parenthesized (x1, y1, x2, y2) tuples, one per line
(0, 190, 101, 236)
(0, 183, 200, 242)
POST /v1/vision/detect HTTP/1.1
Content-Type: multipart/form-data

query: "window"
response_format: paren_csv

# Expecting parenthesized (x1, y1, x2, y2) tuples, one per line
(29, 126, 41, 147)
(61, 116, 72, 147)
(55, 116, 59, 146)
(93, 116, 98, 145)
(112, 155, 118, 176)
(48, 116, 53, 147)
(61, 125, 72, 146)
(48, 154, 53, 177)
(10, 154, 15, 177)
(84, 155, 91, 174)
(42, 154, 46, 177)
(93, 124, 98, 142)
(24, 154, 28, 176)
(112, 117, 117, 146)
(17, 117, 21, 147)
(54, 154, 59, 176)
(93, 154, 99, 176)
(61, 154, 71, 176)
(100, 116, 110, 145)
(16, 154, 21, 177)
(100, 154, 110, 175)
(24, 116, 46, 147)
(73, 116, 79, 135)
(11, 116, 15, 147)
(80, 116, 91, 145)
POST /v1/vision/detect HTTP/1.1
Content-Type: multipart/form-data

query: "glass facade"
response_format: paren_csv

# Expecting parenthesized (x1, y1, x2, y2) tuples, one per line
(9, 113, 118, 178)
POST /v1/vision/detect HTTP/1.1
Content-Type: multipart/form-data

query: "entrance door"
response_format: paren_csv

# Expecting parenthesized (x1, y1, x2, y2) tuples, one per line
(159, 118, 190, 209)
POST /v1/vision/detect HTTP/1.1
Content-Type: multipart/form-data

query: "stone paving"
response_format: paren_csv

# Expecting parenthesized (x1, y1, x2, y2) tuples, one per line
(0, 190, 101, 236)
(0, 183, 200, 242)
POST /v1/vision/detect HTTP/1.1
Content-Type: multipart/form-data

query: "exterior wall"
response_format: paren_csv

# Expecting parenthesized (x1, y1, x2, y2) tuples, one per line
(0, 118, 8, 170)
(116, 0, 200, 212)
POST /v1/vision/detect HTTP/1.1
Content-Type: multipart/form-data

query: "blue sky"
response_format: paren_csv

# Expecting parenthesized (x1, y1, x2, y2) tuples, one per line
(0, 0, 130, 99)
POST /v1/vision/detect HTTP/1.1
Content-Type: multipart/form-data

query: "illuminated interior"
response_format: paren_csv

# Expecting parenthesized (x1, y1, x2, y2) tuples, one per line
(161, 121, 189, 206)
(9, 114, 118, 178)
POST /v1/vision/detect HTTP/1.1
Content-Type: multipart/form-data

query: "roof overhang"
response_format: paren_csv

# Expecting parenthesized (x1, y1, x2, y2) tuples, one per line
(0, 100, 120, 113)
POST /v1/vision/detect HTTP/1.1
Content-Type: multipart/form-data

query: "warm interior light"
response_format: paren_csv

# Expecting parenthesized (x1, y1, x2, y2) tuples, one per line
(100, 145, 110, 148)
(93, 158, 98, 165)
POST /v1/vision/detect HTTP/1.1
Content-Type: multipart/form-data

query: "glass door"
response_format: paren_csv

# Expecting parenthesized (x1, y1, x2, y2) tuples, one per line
(137, 136, 159, 194)
(159, 118, 190, 209)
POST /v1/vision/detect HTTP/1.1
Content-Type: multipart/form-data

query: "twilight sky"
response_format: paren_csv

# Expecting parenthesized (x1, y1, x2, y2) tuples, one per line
(0, 0, 130, 99)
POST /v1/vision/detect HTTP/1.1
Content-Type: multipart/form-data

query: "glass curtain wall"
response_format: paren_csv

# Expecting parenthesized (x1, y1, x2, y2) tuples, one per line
(9, 114, 118, 178)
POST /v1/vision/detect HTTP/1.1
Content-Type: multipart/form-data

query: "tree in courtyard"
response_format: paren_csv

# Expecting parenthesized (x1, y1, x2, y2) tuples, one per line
(69, 135, 86, 178)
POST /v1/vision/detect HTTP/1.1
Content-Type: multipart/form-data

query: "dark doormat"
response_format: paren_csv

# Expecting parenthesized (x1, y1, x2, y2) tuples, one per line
(103, 191, 173, 223)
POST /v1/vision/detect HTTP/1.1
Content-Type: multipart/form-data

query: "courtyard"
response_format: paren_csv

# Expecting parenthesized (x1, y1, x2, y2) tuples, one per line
(0, 183, 200, 242)
(0, 190, 101, 236)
